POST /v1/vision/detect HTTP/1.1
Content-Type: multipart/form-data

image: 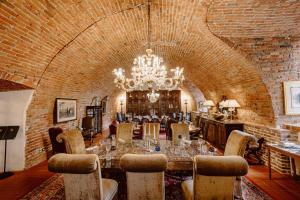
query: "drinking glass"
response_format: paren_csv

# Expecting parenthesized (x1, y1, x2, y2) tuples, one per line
(201, 142, 208, 155)
(105, 138, 112, 155)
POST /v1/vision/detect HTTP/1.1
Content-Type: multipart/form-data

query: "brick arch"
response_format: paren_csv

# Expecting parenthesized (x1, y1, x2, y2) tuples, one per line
(0, 0, 277, 167)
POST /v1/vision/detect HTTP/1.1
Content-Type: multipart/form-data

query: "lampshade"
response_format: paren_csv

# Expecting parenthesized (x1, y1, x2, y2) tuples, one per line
(222, 99, 240, 108)
(202, 100, 215, 107)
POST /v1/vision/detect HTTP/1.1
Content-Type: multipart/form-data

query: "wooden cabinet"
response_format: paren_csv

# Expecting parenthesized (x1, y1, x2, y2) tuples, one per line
(126, 90, 181, 116)
(86, 106, 102, 133)
(200, 116, 244, 149)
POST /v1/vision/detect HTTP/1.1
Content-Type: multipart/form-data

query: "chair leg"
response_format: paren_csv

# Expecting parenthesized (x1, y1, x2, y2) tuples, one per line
(234, 176, 243, 199)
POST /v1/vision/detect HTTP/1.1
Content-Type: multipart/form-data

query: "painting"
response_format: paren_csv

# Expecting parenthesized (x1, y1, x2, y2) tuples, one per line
(284, 81, 300, 115)
(55, 98, 77, 123)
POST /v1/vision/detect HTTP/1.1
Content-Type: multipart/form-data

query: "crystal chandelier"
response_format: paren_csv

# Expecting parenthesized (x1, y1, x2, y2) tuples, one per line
(147, 90, 160, 103)
(112, 0, 184, 92)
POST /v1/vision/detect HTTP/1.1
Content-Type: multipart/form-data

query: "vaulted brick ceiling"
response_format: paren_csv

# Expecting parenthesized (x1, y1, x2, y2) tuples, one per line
(1, 0, 300, 125)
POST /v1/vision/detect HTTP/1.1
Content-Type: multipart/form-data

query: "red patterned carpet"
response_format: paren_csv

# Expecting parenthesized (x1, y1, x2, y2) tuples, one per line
(20, 173, 272, 200)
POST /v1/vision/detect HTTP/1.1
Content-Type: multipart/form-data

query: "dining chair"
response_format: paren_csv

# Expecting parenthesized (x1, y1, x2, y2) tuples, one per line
(181, 155, 248, 200)
(224, 130, 255, 199)
(143, 122, 160, 139)
(166, 118, 178, 140)
(57, 129, 86, 154)
(116, 123, 134, 144)
(224, 130, 254, 157)
(120, 154, 168, 200)
(171, 123, 189, 145)
(48, 127, 66, 154)
(48, 153, 118, 200)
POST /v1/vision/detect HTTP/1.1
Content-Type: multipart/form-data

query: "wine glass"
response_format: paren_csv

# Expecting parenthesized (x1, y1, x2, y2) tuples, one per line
(105, 139, 112, 154)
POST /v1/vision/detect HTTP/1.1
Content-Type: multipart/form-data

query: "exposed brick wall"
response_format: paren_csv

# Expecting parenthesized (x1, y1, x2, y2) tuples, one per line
(244, 123, 298, 174)
(0, 79, 32, 92)
(0, 0, 299, 171)
(226, 37, 300, 126)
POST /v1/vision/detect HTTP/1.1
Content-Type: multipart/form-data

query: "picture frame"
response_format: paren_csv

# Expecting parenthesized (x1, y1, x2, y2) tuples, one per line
(54, 98, 77, 123)
(283, 81, 300, 115)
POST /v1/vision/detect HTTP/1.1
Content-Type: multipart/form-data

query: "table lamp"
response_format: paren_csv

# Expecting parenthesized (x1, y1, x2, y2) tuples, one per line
(202, 100, 215, 117)
(222, 99, 240, 120)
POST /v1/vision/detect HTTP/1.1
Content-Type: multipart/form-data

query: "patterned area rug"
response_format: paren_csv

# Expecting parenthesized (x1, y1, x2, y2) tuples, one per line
(21, 173, 272, 200)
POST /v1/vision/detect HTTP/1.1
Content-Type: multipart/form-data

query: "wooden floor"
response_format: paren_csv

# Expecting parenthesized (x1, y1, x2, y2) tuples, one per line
(0, 161, 300, 200)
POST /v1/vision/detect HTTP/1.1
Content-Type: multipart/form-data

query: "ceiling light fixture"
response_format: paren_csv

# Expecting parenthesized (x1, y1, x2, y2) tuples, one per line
(112, 0, 184, 93)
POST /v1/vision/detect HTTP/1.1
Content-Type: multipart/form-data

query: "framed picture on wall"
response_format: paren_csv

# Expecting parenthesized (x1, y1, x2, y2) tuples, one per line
(284, 81, 300, 115)
(54, 98, 77, 123)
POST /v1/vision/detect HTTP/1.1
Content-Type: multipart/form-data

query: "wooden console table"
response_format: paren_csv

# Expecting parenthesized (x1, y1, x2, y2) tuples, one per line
(265, 143, 300, 179)
(199, 116, 244, 149)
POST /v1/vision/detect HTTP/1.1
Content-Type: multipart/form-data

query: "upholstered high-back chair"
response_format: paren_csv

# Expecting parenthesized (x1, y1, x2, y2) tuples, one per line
(48, 127, 66, 154)
(223, 130, 254, 198)
(48, 153, 118, 200)
(181, 155, 248, 200)
(171, 123, 189, 145)
(120, 154, 168, 200)
(116, 123, 134, 144)
(57, 129, 86, 154)
(143, 123, 160, 139)
(224, 130, 254, 156)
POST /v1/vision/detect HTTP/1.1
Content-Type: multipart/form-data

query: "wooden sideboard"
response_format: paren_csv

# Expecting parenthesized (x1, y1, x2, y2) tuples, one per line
(199, 116, 244, 149)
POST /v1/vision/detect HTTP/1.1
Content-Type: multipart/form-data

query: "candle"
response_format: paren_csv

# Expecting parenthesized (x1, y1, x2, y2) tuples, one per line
(148, 123, 150, 136)
(153, 125, 156, 139)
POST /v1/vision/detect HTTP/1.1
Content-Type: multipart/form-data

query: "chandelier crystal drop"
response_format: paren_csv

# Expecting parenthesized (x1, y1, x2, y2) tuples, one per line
(147, 90, 160, 103)
(112, 48, 184, 91)
(112, 0, 184, 92)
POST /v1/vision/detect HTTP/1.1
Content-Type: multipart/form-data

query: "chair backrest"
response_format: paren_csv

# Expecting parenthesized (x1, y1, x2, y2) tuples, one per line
(224, 130, 254, 156)
(132, 117, 141, 124)
(117, 123, 134, 144)
(178, 112, 183, 122)
(257, 137, 265, 149)
(117, 112, 123, 123)
(193, 155, 248, 200)
(171, 123, 189, 145)
(48, 153, 104, 200)
(82, 116, 94, 130)
(141, 118, 150, 124)
(166, 118, 178, 139)
(143, 123, 160, 139)
(57, 129, 86, 154)
(151, 118, 160, 123)
(48, 127, 66, 154)
(186, 112, 191, 122)
(120, 154, 167, 200)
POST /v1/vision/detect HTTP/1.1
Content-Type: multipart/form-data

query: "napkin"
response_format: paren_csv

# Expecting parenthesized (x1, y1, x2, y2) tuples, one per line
(183, 138, 192, 145)
(118, 138, 126, 144)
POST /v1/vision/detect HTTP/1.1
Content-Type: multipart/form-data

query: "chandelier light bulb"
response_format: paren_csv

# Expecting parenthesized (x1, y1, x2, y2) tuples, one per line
(112, 49, 184, 91)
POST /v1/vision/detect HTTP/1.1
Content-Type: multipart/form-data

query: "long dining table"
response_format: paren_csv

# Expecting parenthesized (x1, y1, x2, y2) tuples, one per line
(87, 139, 220, 171)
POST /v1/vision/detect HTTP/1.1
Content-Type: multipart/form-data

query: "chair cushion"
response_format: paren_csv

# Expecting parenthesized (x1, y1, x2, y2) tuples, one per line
(120, 154, 167, 172)
(181, 180, 193, 200)
(48, 153, 98, 174)
(102, 178, 118, 200)
(194, 156, 248, 176)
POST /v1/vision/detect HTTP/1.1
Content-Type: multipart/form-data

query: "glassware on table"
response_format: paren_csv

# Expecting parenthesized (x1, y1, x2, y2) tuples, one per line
(208, 146, 217, 156)
(201, 142, 208, 155)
